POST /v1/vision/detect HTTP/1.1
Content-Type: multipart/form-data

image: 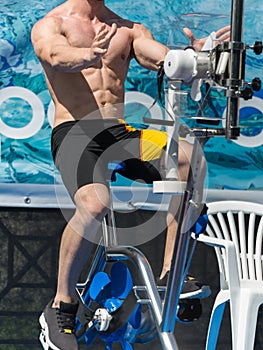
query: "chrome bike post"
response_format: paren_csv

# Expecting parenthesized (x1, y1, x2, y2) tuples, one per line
(161, 136, 207, 333)
(106, 246, 179, 350)
(225, 0, 245, 139)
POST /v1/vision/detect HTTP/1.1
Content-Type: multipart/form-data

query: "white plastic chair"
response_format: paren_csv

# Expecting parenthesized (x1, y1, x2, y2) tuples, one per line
(195, 200, 263, 350)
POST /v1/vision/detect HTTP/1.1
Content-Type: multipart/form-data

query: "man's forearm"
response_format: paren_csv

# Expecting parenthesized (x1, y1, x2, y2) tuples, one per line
(45, 45, 98, 73)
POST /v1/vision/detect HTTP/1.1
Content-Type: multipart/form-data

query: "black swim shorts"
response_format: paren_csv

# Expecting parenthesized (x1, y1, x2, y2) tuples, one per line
(51, 119, 167, 200)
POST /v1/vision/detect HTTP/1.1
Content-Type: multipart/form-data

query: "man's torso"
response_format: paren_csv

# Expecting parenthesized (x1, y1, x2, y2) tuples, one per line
(42, 4, 137, 126)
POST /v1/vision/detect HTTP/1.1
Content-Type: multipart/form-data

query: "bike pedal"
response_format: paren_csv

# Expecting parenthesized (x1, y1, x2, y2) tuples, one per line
(177, 298, 202, 323)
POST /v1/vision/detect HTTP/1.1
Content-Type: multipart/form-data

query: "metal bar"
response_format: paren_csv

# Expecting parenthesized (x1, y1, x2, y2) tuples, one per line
(107, 246, 179, 350)
(165, 81, 181, 179)
(225, 0, 245, 139)
(161, 137, 207, 332)
(161, 190, 191, 333)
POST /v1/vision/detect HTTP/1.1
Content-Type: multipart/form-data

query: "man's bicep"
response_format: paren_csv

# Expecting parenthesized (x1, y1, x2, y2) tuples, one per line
(132, 23, 168, 70)
(31, 19, 69, 62)
(33, 35, 70, 63)
(133, 37, 168, 70)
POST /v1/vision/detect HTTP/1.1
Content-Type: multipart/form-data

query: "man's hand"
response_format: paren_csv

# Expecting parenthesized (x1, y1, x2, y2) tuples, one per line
(183, 25, 231, 51)
(88, 23, 117, 64)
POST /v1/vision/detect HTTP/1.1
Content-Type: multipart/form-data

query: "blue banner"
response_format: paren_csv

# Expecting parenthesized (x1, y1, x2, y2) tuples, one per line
(0, 0, 262, 196)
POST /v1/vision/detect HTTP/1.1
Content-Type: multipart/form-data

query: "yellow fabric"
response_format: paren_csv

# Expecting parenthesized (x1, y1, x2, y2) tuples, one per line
(117, 119, 137, 132)
(118, 119, 168, 161)
(140, 129, 167, 161)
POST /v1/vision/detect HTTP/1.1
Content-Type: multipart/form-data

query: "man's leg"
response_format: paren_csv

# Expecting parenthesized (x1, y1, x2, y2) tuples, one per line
(54, 183, 110, 305)
(159, 140, 193, 279)
(159, 140, 207, 287)
(40, 183, 110, 350)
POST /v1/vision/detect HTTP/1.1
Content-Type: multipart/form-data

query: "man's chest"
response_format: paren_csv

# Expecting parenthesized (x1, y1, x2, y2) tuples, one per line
(65, 23, 132, 63)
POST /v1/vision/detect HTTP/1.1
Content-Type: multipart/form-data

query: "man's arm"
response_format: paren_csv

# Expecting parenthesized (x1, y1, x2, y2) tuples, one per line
(31, 17, 117, 73)
(132, 24, 169, 71)
(132, 23, 230, 71)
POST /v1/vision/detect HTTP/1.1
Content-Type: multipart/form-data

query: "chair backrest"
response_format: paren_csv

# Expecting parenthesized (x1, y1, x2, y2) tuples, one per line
(206, 201, 263, 286)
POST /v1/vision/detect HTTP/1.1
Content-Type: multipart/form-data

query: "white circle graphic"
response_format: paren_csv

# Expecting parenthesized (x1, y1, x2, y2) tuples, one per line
(223, 97, 263, 147)
(0, 86, 45, 139)
(125, 91, 163, 130)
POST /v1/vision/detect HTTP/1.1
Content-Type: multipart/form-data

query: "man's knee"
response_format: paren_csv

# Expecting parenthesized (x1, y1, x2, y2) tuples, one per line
(74, 184, 111, 224)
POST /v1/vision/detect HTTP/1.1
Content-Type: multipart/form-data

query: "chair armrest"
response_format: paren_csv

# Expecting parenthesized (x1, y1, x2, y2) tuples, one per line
(191, 233, 234, 249)
(192, 233, 240, 289)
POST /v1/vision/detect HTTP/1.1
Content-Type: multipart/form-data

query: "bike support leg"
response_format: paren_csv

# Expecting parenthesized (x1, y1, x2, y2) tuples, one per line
(161, 137, 208, 333)
(106, 246, 179, 350)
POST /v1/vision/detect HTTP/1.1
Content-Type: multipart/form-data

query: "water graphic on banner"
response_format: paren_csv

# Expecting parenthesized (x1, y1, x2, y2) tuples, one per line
(0, 0, 262, 191)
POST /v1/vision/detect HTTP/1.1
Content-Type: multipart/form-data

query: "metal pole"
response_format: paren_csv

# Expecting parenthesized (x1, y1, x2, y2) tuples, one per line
(161, 137, 207, 332)
(225, 0, 245, 139)
(165, 81, 181, 179)
(107, 246, 179, 350)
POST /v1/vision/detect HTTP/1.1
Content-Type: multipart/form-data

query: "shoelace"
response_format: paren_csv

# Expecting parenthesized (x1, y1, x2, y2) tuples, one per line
(56, 309, 76, 334)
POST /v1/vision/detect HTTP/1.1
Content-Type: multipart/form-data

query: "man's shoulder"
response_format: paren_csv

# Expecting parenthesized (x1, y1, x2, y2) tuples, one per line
(130, 22, 152, 39)
(35, 3, 65, 26)
(105, 11, 133, 27)
(31, 10, 64, 43)
(32, 15, 62, 34)
(111, 16, 148, 36)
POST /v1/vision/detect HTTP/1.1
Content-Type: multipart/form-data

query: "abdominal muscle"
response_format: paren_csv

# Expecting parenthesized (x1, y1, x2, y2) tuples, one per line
(46, 61, 127, 128)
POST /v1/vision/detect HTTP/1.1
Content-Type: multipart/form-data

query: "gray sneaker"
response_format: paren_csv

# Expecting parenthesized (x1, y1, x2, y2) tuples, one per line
(39, 300, 78, 350)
